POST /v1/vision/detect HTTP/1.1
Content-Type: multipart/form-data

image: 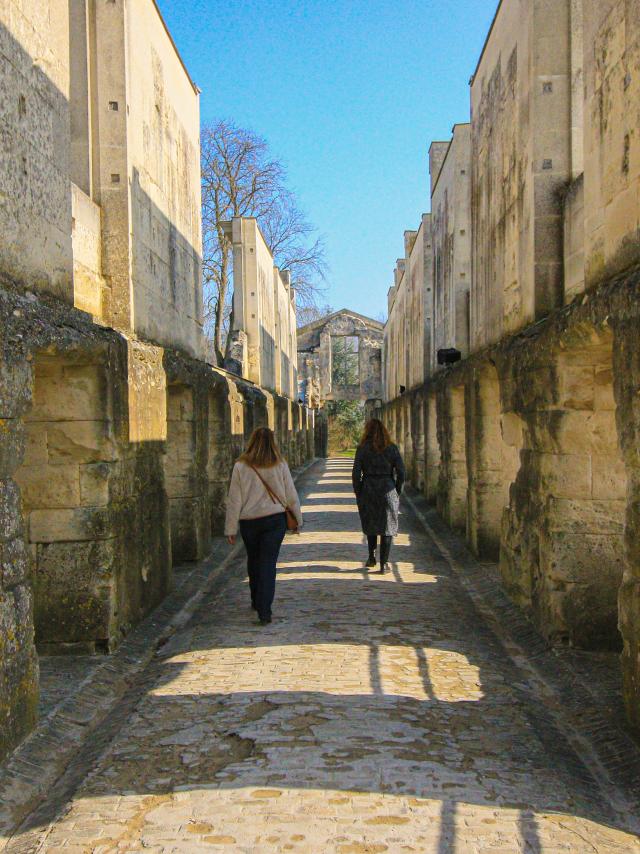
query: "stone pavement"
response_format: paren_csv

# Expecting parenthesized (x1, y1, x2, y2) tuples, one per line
(6, 459, 640, 853)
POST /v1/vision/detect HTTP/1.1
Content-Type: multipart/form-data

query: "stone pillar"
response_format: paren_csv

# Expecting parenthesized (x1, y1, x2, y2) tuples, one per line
(92, 0, 132, 329)
(425, 392, 441, 503)
(436, 383, 468, 532)
(319, 331, 332, 400)
(499, 332, 627, 650)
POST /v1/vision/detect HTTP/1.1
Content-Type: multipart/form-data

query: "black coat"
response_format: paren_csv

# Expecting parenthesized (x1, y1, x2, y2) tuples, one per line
(352, 443, 405, 536)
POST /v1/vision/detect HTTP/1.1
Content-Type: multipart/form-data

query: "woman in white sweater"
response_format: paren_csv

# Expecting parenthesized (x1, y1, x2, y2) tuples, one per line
(225, 427, 303, 625)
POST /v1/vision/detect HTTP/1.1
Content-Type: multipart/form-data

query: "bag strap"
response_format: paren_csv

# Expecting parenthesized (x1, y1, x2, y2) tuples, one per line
(249, 464, 288, 509)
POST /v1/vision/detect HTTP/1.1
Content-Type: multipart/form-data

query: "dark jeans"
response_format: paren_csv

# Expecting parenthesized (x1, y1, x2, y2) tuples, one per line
(367, 534, 392, 568)
(239, 512, 287, 620)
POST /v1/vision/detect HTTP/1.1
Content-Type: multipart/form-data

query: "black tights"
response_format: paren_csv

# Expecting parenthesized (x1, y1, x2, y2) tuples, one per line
(367, 534, 392, 568)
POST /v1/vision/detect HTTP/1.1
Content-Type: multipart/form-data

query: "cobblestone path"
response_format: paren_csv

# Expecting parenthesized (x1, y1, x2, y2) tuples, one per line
(10, 460, 640, 852)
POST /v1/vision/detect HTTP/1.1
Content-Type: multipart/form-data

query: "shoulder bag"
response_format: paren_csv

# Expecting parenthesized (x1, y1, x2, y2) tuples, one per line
(250, 465, 299, 532)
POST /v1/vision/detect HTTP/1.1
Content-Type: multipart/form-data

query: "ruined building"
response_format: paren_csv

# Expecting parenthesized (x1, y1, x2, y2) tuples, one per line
(297, 310, 384, 410)
(383, 0, 640, 731)
(0, 0, 313, 761)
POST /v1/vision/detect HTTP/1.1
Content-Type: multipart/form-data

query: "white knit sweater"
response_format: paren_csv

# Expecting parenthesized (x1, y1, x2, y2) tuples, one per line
(224, 460, 303, 536)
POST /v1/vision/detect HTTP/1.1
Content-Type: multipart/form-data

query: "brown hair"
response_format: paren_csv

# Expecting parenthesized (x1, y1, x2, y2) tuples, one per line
(239, 427, 283, 468)
(359, 418, 392, 454)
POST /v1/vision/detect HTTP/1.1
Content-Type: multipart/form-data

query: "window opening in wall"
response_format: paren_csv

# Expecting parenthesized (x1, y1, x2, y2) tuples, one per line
(326, 400, 365, 456)
(331, 335, 359, 386)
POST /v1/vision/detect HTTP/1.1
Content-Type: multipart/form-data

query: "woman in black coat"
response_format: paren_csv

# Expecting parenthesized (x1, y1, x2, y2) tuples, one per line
(352, 418, 405, 573)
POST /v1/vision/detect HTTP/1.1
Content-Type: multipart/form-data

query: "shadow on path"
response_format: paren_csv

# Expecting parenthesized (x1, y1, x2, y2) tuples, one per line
(9, 459, 640, 853)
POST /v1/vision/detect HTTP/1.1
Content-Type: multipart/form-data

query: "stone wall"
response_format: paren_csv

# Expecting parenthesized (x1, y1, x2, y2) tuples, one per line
(127, 0, 203, 359)
(0, 0, 73, 304)
(384, 271, 640, 732)
(431, 124, 471, 365)
(67, 0, 204, 357)
(583, 0, 640, 289)
(226, 217, 298, 398)
(384, 125, 470, 401)
(0, 1, 315, 765)
(384, 217, 432, 398)
(0, 278, 314, 761)
(382, 0, 640, 733)
(470, 0, 573, 349)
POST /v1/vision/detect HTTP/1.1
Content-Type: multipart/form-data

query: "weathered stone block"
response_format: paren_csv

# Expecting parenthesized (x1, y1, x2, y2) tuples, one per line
(537, 452, 592, 498)
(0, 418, 24, 478)
(528, 410, 620, 455)
(165, 474, 195, 500)
(0, 478, 22, 543)
(499, 507, 534, 609)
(539, 529, 624, 649)
(33, 540, 115, 645)
(79, 462, 111, 506)
(592, 454, 627, 499)
(167, 386, 194, 422)
(558, 366, 595, 409)
(594, 366, 616, 410)
(556, 410, 620, 455)
(23, 422, 48, 467)
(541, 531, 625, 585)
(209, 482, 227, 535)
(165, 420, 195, 458)
(46, 420, 117, 464)
(127, 339, 167, 443)
(169, 496, 209, 563)
(28, 506, 112, 543)
(516, 368, 557, 411)
(546, 498, 626, 534)
(16, 463, 80, 509)
(0, 360, 32, 419)
(450, 460, 468, 480)
(450, 391, 465, 418)
(475, 418, 507, 470)
(0, 584, 38, 760)
(30, 363, 104, 422)
(0, 537, 30, 589)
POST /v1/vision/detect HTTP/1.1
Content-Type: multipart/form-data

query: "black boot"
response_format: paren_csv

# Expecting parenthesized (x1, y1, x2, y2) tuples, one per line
(380, 536, 392, 573)
(366, 535, 377, 568)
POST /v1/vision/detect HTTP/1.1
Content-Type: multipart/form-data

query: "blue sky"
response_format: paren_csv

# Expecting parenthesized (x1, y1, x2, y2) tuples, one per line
(157, 0, 497, 319)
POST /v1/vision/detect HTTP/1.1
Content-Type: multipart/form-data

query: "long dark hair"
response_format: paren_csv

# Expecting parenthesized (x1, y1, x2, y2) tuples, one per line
(239, 427, 283, 468)
(359, 418, 392, 453)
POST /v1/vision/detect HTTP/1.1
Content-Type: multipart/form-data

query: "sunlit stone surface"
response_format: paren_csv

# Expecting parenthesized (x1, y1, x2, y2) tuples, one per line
(17, 460, 640, 852)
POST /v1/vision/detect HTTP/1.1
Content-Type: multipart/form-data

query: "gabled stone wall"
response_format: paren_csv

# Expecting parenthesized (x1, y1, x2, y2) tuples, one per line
(297, 310, 384, 408)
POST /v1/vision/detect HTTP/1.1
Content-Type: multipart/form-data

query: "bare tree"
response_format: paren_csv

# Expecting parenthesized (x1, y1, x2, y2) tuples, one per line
(201, 120, 327, 365)
(296, 302, 335, 329)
